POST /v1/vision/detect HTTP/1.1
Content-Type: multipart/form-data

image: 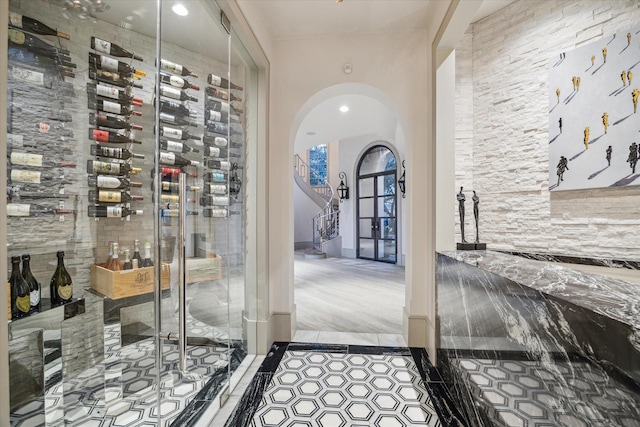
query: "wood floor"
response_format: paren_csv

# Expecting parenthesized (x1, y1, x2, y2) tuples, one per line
(293, 252, 405, 343)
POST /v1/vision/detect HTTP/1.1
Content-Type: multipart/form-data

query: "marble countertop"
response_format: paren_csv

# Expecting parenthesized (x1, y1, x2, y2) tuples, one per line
(439, 250, 640, 333)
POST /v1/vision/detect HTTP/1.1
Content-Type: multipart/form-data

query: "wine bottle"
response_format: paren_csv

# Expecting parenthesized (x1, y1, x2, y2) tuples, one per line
(88, 205, 143, 218)
(160, 72, 199, 90)
(158, 59, 198, 77)
(207, 122, 243, 136)
(91, 145, 145, 161)
(132, 240, 143, 267)
(8, 28, 71, 60)
(205, 109, 240, 124)
(7, 203, 74, 217)
(159, 84, 198, 102)
(87, 160, 142, 176)
(203, 208, 240, 218)
(157, 125, 201, 141)
(36, 122, 73, 138)
(161, 140, 199, 154)
(104, 241, 114, 267)
(203, 171, 227, 183)
(203, 184, 228, 195)
(7, 186, 69, 201)
(205, 86, 242, 102)
(88, 98, 142, 117)
(89, 190, 144, 204)
(160, 152, 200, 167)
(142, 242, 154, 267)
(89, 53, 146, 76)
(161, 209, 198, 218)
(90, 113, 143, 131)
(159, 194, 197, 204)
(160, 181, 200, 193)
(107, 242, 123, 271)
(153, 167, 198, 180)
(9, 169, 70, 185)
(9, 151, 76, 168)
(21, 254, 41, 313)
(91, 36, 143, 61)
(122, 249, 133, 270)
(10, 64, 68, 89)
(88, 175, 142, 190)
(90, 129, 143, 145)
(203, 134, 228, 147)
(10, 256, 30, 319)
(207, 73, 243, 91)
(9, 12, 71, 40)
(205, 159, 233, 171)
(9, 46, 76, 70)
(203, 146, 240, 158)
(50, 251, 72, 305)
(87, 83, 144, 105)
(155, 98, 197, 118)
(160, 112, 197, 127)
(199, 195, 235, 207)
(89, 68, 143, 89)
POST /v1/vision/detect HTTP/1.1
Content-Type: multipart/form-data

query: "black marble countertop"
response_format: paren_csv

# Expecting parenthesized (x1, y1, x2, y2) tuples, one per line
(439, 250, 640, 333)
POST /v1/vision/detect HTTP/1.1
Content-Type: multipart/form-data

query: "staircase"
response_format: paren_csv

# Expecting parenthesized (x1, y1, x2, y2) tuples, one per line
(293, 154, 341, 258)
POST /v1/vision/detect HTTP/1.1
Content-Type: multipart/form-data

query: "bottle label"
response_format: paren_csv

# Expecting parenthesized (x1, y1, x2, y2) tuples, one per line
(99, 146, 123, 159)
(38, 122, 51, 133)
(209, 173, 225, 182)
(10, 152, 43, 167)
(102, 100, 122, 114)
(213, 137, 228, 147)
(161, 85, 182, 100)
(161, 59, 183, 75)
(161, 194, 179, 204)
(8, 29, 25, 45)
(106, 207, 123, 217)
(16, 295, 30, 313)
(30, 288, 40, 306)
(57, 284, 72, 301)
(164, 140, 183, 153)
(162, 126, 183, 139)
(100, 55, 119, 73)
(207, 147, 221, 157)
(92, 129, 110, 142)
(93, 161, 121, 175)
(209, 74, 222, 86)
(8, 12, 23, 28)
(208, 110, 222, 122)
(98, 69, 119, 82)
(12, 66, 44, 86)
(211, 196, 229, 206)
(208, 209, 227, 218)
(93, 37, 112, 55)
(208, 184, 227, 194)
(160, 152, 176, 165)
(96, 175, 121, 188)
(11, 170, 41, 184)
(98, 191, 122, 203)
(161, 182, 174, 191)
(96, 84, 120, 100)
(7, 203, 31, 216)
(159, 112, 175, 123)
(169, 75, 186, 88)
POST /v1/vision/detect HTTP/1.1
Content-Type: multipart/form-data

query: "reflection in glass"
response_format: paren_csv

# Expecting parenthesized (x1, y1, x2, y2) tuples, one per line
(359, 198, 374, 217)
(359, 177, 374, 197)
(359, 239, 375, 258)
(359, 146, 395, 175)
(359, 219, 373, 238)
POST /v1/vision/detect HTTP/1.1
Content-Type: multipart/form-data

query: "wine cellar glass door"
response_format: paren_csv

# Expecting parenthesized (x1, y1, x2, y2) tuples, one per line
(4, 0, 252, 425)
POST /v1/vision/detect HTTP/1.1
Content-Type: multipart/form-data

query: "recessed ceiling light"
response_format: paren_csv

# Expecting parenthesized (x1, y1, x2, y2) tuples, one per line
(172, 3, 188, 16)
(339, 105, 349, 113)
(306, 131, 316, 136)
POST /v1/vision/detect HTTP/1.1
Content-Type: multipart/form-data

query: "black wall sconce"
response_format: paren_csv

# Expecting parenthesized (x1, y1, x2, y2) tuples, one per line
(398, 160, 406, 198)
(337, 172, 349, 202)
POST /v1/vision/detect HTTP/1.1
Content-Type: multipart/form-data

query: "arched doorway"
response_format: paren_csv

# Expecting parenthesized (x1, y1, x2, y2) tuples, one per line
(356, 145, 397, 263)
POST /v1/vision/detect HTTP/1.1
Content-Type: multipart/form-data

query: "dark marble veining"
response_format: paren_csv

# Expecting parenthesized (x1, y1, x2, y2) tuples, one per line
(500, 250, 640, 270)
(436, 251, 640, 427)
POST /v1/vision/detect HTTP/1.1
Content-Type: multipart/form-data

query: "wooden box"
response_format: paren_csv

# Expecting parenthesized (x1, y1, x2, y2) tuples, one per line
(186, 254, 222, 284)
(90, 264, 170, 299)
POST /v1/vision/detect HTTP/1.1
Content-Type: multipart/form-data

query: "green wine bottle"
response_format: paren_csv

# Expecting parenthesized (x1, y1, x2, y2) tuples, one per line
(10, 256, 30, 319)
(50, 251, 72, 305)
(21, 254, 41, 313)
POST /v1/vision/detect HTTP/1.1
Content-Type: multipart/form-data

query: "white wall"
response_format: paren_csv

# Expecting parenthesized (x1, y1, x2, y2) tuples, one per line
(293, 180, 322, 245)
(456, 0, 640, 260)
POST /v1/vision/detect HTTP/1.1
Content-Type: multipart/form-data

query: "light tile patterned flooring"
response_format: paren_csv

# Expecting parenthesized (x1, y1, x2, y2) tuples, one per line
(250, 350, 441, 427)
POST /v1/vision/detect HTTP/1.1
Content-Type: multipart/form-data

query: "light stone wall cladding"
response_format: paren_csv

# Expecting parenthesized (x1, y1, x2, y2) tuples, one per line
(457, 0, 640, 259)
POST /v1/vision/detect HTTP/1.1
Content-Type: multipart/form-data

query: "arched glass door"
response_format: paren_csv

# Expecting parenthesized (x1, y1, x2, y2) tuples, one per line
(356, 146, 397, 263)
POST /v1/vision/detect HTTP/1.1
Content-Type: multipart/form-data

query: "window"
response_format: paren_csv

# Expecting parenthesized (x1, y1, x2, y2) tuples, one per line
(309, 144, 328, 186)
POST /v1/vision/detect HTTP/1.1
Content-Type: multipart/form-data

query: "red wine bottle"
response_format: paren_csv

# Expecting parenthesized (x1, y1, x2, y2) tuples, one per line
(9, 12, 71, 40)
(89, 67, 143, 89)
(160, 181, 201, 193)
(10, 256, 30, 319)
(88, 189, 144, 204)
(160, 112, 197, 127)
(205, 86, 242, 102)
(160, 152, 200, 167)
(88, 175, 142, 190)
(89, 53, 146, 77)
(7, 203, 74, 217)
(203, 183, 228, 194)
(206, 98, 243, 114)
(90, 128, 142, 145)
(21, 254, 41, 313)
(153, 167, 198, 179)
(9, 46, 76, 70)
(87, 160, 142, 176)
(91, 36, 143, 61)
(8, 28, 70, 60)
(90, 144, 145, 160)
(88, 98, 142, 116)
(160, 72, 199, 90)
(158, 59, 198, 77)
(90, 113, 143, 131)
(161, 140, 199, 154)
(88, 205, 143, 218)
(87, 83, 143, 105)
(203, 134, 228, 147)
(9, 151, 76, 168)
(207, 73, 242, 90)
(155, 98, 197, 118)
(203, 171, 227, 183)
(157, 125, 201, 141)
(199, 195, 235, 207)
(159, 84, 198, 102)
(202, 208, 239, 218)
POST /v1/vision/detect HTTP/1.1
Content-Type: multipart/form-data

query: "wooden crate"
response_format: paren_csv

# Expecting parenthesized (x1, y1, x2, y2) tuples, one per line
(186, 254, 222, 284)
(90, 264, 170, 299)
